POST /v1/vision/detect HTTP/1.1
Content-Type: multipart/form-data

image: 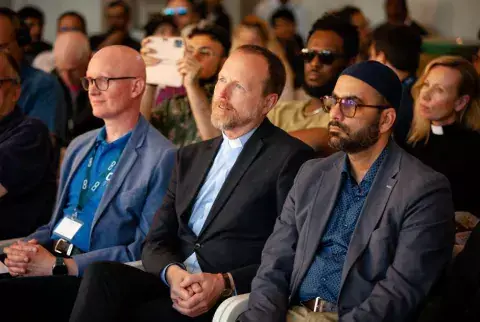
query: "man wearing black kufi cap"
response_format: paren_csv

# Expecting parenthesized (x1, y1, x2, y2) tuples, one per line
(240, 60, 455, 322)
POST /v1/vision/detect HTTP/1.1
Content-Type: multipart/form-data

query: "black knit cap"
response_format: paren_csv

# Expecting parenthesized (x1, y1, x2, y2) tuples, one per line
(340, 60, 402, 111)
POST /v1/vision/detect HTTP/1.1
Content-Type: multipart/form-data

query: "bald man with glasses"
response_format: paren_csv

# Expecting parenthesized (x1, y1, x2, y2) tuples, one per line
(0, 45, 175, 322)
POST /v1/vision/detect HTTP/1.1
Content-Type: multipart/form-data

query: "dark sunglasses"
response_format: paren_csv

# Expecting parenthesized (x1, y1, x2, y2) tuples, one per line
(301, 48, 343, 65)
(163, 7, 188, 16)
(321, 95, 391, 118)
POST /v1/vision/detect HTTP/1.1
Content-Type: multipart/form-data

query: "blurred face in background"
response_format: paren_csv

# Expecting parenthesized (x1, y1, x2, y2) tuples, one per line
(0, 16, 23, 64)
(273, 17, 296, 41)
(351, 11, 370, 49)
(235, 26, 266, 48)
(24, 16, 42, 42)
(164, 0, 196, 30)
(386, 0, 407, 25)
(106, 4, 129, 31)
(0, 55, 20, 118)
(416, 65, 467, 126)
(57, 15, 84, 34)
(153, 22, 178, 37)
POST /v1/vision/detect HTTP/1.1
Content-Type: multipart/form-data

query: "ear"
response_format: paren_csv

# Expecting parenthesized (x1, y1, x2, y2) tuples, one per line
(372, 51, 387, 65)
(454, 94, 470, 113)
(12, 85, 21, 103)
(262, 93, 279, 115)
(131, 78, 146, 99)
(379, 108, 396, 134)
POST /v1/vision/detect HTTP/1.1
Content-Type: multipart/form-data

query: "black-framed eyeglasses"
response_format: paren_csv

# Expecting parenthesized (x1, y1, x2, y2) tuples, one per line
(300, 48, 343, 65)
(81, 76, 137, 91)
(0, 77, 19, 87)
(321, 95, 391, 118)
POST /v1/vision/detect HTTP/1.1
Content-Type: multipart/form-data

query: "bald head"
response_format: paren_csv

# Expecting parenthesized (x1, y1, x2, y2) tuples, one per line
(54, 31, 90, 65)
(90, 45, 146, 80)
(86, 45, 146, 121)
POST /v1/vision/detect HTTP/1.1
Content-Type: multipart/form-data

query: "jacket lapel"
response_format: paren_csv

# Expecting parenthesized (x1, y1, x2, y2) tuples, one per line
(291, 156, 344, 293)
(177, 138, 222, 221)
(90, 116, 146, 229)
(340, 142, 401, 286)
(51, 137, 97, 224)
(197, 120, 273, 238)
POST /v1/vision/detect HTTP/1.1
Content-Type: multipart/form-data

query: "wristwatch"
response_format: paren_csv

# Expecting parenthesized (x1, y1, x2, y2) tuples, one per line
(52, 257, 69, 276)
(220, 273, 233, 298)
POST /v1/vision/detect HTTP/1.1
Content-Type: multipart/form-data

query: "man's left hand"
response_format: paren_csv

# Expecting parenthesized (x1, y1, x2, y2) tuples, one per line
(173, 272, 225, 317)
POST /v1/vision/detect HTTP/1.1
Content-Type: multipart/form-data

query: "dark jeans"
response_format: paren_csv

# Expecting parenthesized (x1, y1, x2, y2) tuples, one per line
(69, 261, 216, 322)
(0, 274, 81, 322)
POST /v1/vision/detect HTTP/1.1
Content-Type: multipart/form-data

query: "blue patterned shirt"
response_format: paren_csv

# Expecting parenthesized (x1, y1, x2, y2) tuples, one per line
(298, 147, 388, 303)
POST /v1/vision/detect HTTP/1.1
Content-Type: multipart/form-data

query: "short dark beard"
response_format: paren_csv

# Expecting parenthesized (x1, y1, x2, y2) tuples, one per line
(328, 115, 381, 154)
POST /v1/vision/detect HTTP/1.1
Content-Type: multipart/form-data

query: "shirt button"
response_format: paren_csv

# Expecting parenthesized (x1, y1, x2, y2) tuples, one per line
(321, 278, 326, 282)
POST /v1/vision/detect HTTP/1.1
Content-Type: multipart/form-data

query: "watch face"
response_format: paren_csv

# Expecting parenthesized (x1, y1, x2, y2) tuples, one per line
(52, 258, 68, 276)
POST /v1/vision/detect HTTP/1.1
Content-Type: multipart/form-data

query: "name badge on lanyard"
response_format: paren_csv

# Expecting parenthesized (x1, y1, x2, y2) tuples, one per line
(53, 216, 84, 241)
(54, 144, 121, 241)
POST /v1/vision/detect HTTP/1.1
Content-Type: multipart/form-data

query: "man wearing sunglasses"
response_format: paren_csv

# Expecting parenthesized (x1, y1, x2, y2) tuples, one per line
(163, 0, 200, 37)
(268, 16, 358, 155)
(0, 45, 175, 322)
(90, 1, 140, 52)
(240, 61, 454, 322)
(0, 52, 55, 241)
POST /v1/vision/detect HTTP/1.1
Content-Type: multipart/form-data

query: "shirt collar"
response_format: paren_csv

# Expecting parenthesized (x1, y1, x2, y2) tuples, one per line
(342, 146, 389, 184)
(221, 127, 257, 149)
(431, 124, 444, 135)
(95, 127, 132, 147)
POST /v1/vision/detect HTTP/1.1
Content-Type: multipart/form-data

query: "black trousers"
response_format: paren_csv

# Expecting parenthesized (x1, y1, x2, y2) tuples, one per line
(0, 273, 81, 322)
(69, 261, 216, 322)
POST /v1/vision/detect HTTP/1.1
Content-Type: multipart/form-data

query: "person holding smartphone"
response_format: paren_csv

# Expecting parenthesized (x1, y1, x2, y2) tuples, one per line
(141, 25, 231, 147)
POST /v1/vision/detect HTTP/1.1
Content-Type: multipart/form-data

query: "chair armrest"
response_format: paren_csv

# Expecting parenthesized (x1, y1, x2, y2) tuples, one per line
(0, 238, 22, 254)
(213, 293, 250, 322)
(124, 260, 145, 271)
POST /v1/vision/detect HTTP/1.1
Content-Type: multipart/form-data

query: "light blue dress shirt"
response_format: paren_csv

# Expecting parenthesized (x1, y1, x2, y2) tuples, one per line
(161, 128, 256, 284)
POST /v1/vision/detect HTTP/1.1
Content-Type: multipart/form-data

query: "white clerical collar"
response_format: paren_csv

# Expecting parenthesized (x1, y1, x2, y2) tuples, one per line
(431, 124, 444, 135)
(222, 127, 257, 149)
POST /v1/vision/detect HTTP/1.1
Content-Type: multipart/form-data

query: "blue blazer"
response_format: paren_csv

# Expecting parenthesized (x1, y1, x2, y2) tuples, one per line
(28, 115, 175, 275)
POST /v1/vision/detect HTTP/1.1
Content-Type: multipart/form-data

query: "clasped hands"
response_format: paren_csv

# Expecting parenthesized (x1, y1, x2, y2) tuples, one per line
(166, 265, 226, 317)
(3, 239, 56, 277)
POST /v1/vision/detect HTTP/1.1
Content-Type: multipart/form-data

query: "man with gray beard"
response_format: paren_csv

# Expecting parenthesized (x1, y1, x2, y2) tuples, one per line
(240, 60, 455, 322)
(68, 45, 313, 322)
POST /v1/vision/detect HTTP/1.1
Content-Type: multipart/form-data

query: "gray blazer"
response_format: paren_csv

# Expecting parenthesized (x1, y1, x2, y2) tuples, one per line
(28, 115, 176, 275)
(240, 141, 455, 322)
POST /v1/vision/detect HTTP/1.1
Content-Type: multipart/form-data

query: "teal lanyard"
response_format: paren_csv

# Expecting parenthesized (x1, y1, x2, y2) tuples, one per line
(74, 142, 122, 217)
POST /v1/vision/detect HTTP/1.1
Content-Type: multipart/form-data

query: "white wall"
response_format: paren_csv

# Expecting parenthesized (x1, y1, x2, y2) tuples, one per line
(12, 0, 103, 43)
(10, 0, 480, 43)
(302, 0, 480, 40)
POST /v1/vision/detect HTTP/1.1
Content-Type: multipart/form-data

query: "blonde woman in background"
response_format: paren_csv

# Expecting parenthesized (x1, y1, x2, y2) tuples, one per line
(404, 56, 480, 217)
(231, 15, 295, 101)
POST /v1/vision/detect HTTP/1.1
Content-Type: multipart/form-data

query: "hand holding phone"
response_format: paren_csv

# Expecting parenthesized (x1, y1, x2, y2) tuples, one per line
(144, 36, 185, 87)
